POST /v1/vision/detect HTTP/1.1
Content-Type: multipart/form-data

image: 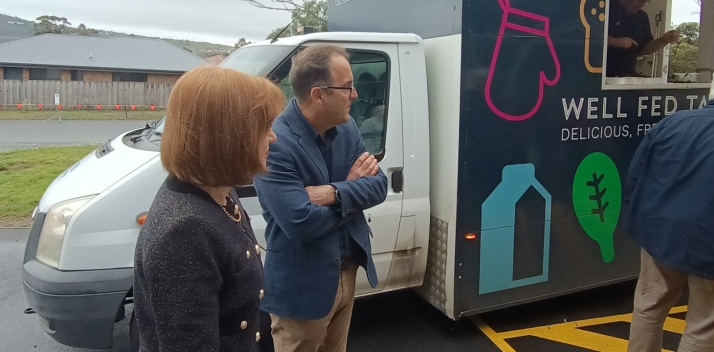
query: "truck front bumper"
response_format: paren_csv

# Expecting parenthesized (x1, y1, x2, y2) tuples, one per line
(22, 214, 133, 349)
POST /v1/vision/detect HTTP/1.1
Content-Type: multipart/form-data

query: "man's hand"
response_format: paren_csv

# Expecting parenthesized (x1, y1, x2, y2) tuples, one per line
(610, 36, 638, 49)
(660, 30, 679, 44)
(347, 152, 379, 181)
(305, 185, 336, 206)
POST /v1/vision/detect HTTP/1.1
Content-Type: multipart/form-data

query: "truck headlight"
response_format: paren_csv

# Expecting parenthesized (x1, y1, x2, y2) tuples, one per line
(36, 196, 95, 268)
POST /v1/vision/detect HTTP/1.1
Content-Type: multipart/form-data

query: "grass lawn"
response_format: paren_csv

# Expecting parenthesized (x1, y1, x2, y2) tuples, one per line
(0, 145, 98, 227)
(0, 109, 165, 121)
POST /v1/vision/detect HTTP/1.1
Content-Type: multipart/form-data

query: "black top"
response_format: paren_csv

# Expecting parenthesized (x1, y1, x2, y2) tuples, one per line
(606, 0, 654, 77)
(133, 176, 264, 352)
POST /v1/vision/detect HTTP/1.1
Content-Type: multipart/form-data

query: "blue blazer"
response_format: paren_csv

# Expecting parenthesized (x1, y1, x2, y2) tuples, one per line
(623, 100, 714, 280)
(254, 100, 388, 320)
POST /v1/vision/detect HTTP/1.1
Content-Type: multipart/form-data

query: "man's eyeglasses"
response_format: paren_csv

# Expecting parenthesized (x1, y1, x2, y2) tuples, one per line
(317, 85, 355, 92)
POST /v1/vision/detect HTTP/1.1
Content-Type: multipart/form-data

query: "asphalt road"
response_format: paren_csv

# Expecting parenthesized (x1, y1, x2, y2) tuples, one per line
(2, 227, 688, 352)
(0, 120, 147, 152)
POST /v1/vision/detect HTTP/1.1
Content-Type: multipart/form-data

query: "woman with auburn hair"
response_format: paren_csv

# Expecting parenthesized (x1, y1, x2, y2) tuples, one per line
(132, 65, 284, 352)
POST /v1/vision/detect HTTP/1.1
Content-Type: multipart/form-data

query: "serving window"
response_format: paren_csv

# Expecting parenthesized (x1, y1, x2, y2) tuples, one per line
(600, 0, 712, 89)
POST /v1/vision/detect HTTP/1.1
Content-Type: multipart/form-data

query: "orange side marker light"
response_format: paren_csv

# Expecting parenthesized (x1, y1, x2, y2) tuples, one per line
(136, 213, 148, 226)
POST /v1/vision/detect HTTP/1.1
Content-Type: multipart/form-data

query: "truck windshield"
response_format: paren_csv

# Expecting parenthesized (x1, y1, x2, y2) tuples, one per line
(150, 44, 294, 137)
(219, 45, 295, 76)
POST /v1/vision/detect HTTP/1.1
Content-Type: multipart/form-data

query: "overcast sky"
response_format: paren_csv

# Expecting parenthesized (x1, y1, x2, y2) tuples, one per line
(0, 0, 702, 46)
(670, 0, 702, 26)
(0, 0, 292, 45)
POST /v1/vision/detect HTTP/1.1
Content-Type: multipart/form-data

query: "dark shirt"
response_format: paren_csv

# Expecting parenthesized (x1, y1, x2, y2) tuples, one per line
(623, 100, 714, 279)
(606, 0, 654, 77)
(295, 105, 356, 261)
(133, 176, 264, 351)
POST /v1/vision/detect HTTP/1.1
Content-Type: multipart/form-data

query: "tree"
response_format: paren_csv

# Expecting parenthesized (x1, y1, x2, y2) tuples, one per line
(669, 22, 699, 74)
(78, 23, 89, 36)
(242, 0, 327, 39)
(33, 15, 71, 35)
(235, 37, 252, 48)
(675, 22, 699, 46)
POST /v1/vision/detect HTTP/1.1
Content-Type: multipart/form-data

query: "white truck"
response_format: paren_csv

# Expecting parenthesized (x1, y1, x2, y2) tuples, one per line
(22, 0, 713, 349)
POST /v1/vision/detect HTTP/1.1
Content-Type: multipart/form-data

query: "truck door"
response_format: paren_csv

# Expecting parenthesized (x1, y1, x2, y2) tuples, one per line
(252, 42, 405, 294)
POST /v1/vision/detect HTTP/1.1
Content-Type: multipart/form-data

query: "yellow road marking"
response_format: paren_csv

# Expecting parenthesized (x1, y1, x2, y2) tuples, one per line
(471, 316, 516, 352)
(472, 305, 688, 351)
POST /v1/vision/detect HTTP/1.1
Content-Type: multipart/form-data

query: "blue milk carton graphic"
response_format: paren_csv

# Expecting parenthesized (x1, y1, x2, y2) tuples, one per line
(479, 164, 552, 294)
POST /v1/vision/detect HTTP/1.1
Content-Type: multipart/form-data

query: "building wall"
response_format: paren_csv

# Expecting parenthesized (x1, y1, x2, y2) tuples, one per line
(83, 71, 112, 82)
(1, 68, 183, 82)
(148, 73, 180, 84)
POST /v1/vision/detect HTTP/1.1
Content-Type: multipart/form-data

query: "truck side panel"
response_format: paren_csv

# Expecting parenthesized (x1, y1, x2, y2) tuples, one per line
(328, 0, 462, 40)
(454, 0, 710, 317)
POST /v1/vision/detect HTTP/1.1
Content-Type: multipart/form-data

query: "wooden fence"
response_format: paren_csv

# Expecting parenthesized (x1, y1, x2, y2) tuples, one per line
(0, 80, 173, 109)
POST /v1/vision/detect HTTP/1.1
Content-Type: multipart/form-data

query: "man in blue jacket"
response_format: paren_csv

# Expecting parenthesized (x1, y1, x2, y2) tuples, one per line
(623, 87, 714, 352)
(254, 44, 388, 352)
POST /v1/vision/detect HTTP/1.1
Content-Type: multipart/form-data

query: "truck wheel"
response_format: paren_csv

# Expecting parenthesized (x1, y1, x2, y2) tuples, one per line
(130, 309, 140, 352)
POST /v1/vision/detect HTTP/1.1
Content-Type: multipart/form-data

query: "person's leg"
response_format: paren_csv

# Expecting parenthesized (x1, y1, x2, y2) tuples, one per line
(628, 248, 688, 352)
(318, 262, 359, 352)
(677, 274, 714, 352)
(270, 279, 343, 352)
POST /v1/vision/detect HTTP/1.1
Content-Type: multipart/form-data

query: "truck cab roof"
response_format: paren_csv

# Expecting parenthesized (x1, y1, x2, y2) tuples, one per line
(247, 31, 423, 47)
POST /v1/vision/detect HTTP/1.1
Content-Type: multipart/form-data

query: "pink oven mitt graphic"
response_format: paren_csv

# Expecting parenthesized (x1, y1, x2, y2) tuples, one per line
(485, 0, 561, 122)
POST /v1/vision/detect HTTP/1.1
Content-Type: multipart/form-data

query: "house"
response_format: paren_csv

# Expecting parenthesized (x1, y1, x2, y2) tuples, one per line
(0, 34, 207, 84)
(206, 54, 227, 65)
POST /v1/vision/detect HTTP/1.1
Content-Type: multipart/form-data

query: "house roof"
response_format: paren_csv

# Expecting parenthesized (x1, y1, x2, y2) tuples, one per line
(0, 34, 207, 73)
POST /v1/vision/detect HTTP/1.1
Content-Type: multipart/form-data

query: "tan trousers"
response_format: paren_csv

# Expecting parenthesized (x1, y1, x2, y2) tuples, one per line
(628, 248, 714, 352)
(270, 262, 358, 352)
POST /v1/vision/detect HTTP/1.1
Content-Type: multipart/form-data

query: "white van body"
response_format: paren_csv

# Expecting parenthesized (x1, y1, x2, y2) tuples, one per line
(22, 32, 436, 349)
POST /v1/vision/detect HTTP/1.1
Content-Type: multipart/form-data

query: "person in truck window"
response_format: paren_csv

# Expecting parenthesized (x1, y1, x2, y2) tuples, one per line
(359, 104, 386, 154)
(133, 65, 284, 352)
(606, 0, 679, 77)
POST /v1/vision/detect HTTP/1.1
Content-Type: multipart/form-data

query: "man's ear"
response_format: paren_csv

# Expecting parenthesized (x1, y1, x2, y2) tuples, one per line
(310, 87, 324, 105)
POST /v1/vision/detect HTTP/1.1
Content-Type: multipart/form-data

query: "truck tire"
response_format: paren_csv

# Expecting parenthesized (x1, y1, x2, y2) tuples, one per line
(130, 309, 140, 352)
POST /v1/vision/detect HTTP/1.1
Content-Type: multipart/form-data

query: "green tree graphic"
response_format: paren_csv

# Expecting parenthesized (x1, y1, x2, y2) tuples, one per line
(572, 152, 621, 263)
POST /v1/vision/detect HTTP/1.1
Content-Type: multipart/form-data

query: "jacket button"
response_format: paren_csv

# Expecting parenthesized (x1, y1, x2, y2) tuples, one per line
(246, 251, 251, 259)
(255, 332, 261, 342)
(333, 258, 340, 264)
(259, 289, 264, 300)
(241, 321, 248, 330)
(255, 245, 260, 255)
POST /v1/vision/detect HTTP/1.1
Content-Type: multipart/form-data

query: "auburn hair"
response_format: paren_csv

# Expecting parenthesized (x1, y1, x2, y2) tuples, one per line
(161, 65, 285, 187)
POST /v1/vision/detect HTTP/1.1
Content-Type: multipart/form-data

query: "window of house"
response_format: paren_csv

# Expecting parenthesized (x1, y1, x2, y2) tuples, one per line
(71, 70, 84, 81)
(2, 67, 23, 80)
(29, 68, 61, 81)
(601, 0, 712, 89)
(112, 72, 148, 82)
(271, 49, 390, 157)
